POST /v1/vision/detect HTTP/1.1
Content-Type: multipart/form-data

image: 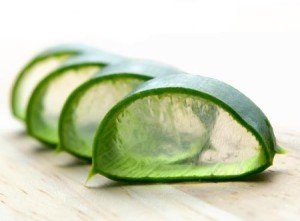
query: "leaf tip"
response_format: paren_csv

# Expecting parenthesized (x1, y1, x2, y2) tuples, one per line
(85, 167, 96, 185)
(55, 145, 63, 154)
(275, 145, 287, 154)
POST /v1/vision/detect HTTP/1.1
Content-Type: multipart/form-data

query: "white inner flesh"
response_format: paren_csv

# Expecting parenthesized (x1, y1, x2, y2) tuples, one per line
(113, 93, 261, 165)
(18, 55, 71, 118)
(43, 66, 100, 131)
(73, 77, 145, 150)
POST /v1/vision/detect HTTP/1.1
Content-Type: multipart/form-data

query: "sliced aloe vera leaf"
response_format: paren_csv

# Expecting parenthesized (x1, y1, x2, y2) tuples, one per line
(11, 44, 96, 121)
(91, 74, 277, 182)
(26, 52, 124, 145)
(59, 59, 183, 159)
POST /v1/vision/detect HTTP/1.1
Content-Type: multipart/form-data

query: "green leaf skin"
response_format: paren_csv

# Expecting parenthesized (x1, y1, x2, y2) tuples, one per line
(91, 74, 277, 182)
(11, 44, 99, 121)
(59, 59, 183, 159)
(26, 52, 125, 145)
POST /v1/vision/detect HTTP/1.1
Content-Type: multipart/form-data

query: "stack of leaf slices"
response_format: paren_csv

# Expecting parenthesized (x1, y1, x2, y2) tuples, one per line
(11, 44, 282, 183)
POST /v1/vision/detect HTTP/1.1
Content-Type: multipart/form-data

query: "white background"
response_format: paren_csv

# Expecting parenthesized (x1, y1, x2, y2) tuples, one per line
(1, 0, 300, 132)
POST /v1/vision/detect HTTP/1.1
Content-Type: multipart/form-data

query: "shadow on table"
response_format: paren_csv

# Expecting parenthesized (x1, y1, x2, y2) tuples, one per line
(4, 129, 55, 150)
(4, 129, 88, 165)
(87, 169, 282, 190)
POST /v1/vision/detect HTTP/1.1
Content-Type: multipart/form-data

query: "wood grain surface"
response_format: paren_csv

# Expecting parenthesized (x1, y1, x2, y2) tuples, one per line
(0, 128, 299, 221)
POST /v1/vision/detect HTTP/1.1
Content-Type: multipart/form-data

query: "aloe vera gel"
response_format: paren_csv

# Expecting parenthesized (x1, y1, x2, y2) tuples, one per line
(11, 44, 97, 120)
(26, 53, 124, 144)
(91, 74, 277, 182)
(11, 45, 279, 183)
(59, 60, 183, 159)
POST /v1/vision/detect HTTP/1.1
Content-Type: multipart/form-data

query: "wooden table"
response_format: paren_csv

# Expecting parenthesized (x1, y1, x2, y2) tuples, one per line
(0, 128, 299, 221)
